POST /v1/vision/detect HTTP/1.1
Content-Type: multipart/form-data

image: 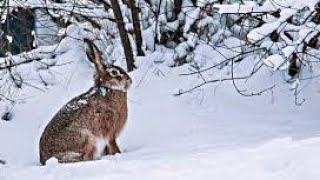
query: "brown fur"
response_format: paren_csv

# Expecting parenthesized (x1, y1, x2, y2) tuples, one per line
(39, 39, 132, 165)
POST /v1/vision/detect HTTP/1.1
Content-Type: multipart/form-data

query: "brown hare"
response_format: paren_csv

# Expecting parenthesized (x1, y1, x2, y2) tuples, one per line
(39, 39, 132, 165)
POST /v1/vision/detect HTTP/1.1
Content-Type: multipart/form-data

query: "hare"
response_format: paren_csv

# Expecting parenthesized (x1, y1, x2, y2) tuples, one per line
(39, 39, 132, 165)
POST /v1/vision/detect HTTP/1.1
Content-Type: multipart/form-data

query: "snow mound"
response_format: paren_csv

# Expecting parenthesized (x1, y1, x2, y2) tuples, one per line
(1, 137, 320, 180)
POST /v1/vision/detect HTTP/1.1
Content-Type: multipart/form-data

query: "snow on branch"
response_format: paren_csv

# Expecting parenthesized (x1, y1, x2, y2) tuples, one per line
(174, 0, 320, 104)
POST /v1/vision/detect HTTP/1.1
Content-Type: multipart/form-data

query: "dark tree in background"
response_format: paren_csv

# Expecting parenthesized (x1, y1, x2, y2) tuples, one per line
(1, 7, 35, 56)
(128, 0, 145, 56)
(110, 0, 136, 72)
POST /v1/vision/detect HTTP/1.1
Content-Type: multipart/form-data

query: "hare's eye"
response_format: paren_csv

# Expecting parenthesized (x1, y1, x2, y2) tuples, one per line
(110, 69, 119, 76)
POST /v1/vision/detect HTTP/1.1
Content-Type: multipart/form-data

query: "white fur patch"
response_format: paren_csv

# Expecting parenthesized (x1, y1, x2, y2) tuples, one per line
(95, 137, 109, 159)
(108, 79, 130, 92)
(81, 129, 109, 159)
(61, 152, 82, 160)
(99, 87, 108, 96)
(109, 85, 127, 92)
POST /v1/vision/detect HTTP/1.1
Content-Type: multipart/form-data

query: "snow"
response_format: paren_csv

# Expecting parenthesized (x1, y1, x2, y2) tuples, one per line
(2, 137, 320, 180)
(263, 54, 286, 71)
(246, 7, 298, 43)
(215, 0, 320, 14)
(1, 1, 320, 176)
(0, 45, 320, 179)
(217, 0, 319, 43)
(183, 7, 201, 33)
(282, 46, 295, 58)
(215, 2, 273, 14)
(247, 21, 281, 43)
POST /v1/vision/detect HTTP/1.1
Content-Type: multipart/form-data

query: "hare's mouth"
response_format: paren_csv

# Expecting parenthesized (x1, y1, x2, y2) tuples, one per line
(99, 81, 130, 92)
(125, 79, 132, 90)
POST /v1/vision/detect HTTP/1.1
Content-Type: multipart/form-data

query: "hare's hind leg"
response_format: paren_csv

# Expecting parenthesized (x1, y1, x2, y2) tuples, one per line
(110, 138, 121, 154)
(58, 152, 83, 163)
(82, 143, 97, 160)
(57, 144, 97, 163)
(104, 138, 120, 155)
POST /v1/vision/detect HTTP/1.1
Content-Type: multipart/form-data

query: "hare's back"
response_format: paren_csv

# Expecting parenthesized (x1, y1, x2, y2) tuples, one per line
(40, 91, 96, 148)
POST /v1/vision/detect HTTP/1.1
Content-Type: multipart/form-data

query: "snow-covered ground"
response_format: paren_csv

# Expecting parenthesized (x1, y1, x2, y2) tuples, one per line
(0, 45, 320, 179)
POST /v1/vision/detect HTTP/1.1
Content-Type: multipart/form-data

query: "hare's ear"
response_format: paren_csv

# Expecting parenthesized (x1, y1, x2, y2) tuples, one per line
(84, 39, 106, 76)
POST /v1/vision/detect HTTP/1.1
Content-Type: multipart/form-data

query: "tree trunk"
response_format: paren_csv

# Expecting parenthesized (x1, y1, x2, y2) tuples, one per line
(191, 0, 197, 6)
(154, 0, 162, 50)
(109, 0, 135, 72)
(128, 0, 145, 56)
(5, 7, 35, 55)
(174, 0, 182, 14)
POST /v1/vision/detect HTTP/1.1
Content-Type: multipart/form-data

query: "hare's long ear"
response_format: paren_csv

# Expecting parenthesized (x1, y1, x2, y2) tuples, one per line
(84, 39, 106, 76)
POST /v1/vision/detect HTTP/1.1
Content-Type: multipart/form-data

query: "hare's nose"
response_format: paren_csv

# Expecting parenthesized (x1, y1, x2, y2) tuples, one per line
(126, 78, 132, 86)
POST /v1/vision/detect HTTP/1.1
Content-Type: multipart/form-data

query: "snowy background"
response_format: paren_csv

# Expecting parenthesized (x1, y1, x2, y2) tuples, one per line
(0, 40, 320, 179)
